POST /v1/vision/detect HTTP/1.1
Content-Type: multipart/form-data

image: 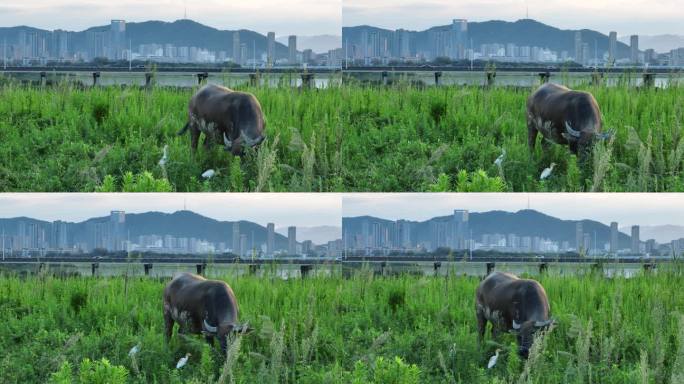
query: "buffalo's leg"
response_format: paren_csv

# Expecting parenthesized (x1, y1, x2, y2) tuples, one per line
(205, 335, 215, 347)
(203, 136, 213, 151)
(476, 308, 487, 344)
(164, 310, 174, 341)
(190, 127, 200, 152)
(527, 120, 538, 153)
(219, 334, 228, 356)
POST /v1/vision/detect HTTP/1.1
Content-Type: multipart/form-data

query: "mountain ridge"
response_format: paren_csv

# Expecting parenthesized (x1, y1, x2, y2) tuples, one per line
(343, 209, 639, 248)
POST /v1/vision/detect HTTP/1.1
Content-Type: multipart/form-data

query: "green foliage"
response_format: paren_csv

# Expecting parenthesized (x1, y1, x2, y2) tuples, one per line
(0, 83, 342, 192)
(2, 83, 683, 191)
(352, 356, 421, 384)
(50, 361, 73, 384)
(78, 358, 128, 384)
(340, 84, 684, 191)
(95, 172, 173, 192)
(455, 170, 507, 192)
(2, 268, 684, 383)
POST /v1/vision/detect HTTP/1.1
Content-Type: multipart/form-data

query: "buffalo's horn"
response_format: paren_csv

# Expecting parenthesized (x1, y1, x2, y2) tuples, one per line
(240, 130, 261, 147)
(534, 319, 553, 327)
(203, 319, 217, 333)
(512, 320, 521, 330)
(223, 132, 233, 147)
(596, 130, 614, 140)
(565, 121, 581, 139)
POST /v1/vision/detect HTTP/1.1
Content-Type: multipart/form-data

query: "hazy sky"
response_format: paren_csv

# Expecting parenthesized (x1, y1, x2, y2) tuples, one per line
(0, 193, 342, 228)
(343, 193, 684, 228)
(0, 0, 342, 36)
(343, 0, 684, 36)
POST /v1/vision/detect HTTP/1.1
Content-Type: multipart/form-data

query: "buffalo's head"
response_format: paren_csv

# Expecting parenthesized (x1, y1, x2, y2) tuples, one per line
(511, 318, 554, 358)
(222, 109, 266, 155)
(203, 319, 253, 355)
(563, 121, 612, 156)
(223, 130, 265, 155)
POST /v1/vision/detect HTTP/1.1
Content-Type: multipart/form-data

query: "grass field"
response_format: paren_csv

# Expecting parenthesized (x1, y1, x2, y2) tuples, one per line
(340, 80, 684, 192)
(1, 268, 683, 383)
(1, 79, 682, 192)
(0, 80, 344, 192)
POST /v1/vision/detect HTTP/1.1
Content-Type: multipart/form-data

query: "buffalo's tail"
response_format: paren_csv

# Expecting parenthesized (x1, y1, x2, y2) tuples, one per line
(177, 122, 190, 136)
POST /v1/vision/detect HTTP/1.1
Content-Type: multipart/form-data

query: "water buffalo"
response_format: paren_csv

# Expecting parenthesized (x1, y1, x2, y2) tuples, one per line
(178, 84, 265, 155)
(476, 272, 553, 358)
(163, 273, 249, 354)
(527, 83, 609, 158)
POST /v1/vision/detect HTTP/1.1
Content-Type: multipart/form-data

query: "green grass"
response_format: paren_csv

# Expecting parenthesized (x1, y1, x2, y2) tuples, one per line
(340, 81, 684, 192)
(1, 267, 683, 383)
(1, 80, 683, 191)
(0, 81, 344, 192)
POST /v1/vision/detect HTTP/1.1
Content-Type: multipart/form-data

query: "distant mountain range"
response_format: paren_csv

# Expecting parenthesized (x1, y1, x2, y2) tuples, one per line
(344, 209, 638, 248)
(276, 35, 342, 54)
(343, 19, 634, 59)
(619, 34, 684, 53)
(0, 19, 295, 57)
(0, 210, 331, 248)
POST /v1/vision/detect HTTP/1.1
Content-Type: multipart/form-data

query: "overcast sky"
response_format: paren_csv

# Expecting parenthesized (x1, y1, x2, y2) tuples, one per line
(343, 0, 684, 36)
(343, 193, 684, 228)
(0, 193, 342, 229)
(0, 0, 341, 36)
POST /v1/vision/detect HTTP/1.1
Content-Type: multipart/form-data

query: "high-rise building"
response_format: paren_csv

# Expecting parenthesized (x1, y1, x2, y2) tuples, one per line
(610, 222, 618, 253)
(302, 49, 313, 63)
(86, 30, 108, 60)
(288, 226, 297, 255)
(396, 220, 412, 248)
(267, 32, 275, 67)
(232, 222, 240, 253)
(430, 221, 450, 251)
(583, 233, 592, 253)
(232, 32, 241, 65)
(51, 220, 69, 249)
(109, 20, 126, 60)
(644, 49, 656, 64)
(302, 240, 313, 255)
(630, 35, 639, 64)
(631, 225, 640, 254)
(450, 19, 468, 60)
(575, 222, 584, 253)
(239, 234, 248, 257)
(288, 35, 297, 64)
(452, 210, 469, 250)
(109, 211, 126, 251)
(574, 31, 583, 65)
(266, 223, 275, 256)
(394, 29, 410, 58)
(608, 31, 617, 63)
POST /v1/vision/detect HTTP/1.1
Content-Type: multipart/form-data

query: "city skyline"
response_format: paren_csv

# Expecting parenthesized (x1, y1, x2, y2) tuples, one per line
(0, 0, 342, 36)
(0, 193, 342, 230)
(342, 193, 684, 229)
(342, 0, 684, 36)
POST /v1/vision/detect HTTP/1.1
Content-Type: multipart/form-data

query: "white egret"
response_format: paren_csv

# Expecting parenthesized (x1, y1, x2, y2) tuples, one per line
(128, 343, 140, 357)
(176, 353, 191, 369)
(494, 149, 506, 167)
(201, 169, 216, 179)
(158, 145, 169, 167)
(487, 349, 501, 369)
(540, 163, 556, 180)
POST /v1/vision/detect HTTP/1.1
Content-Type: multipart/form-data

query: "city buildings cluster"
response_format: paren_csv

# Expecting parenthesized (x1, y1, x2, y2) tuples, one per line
(342, 210, 684, 258)
(1, 20, 343, 68)
(0, 211, 343, 258)
(344, 20, 684, 67)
